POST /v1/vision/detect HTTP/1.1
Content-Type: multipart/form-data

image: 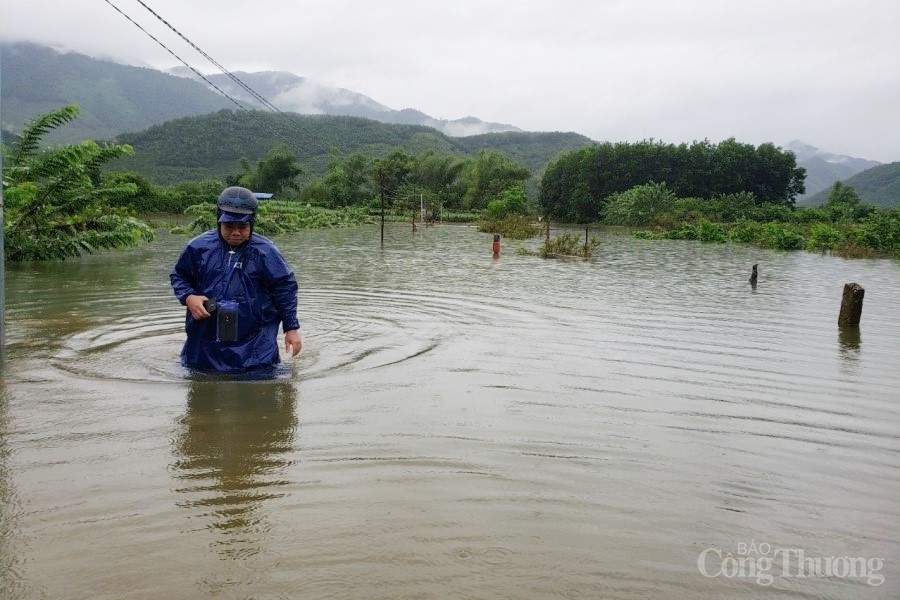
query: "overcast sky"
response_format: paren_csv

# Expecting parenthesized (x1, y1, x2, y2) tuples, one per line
(2, 0, 898, 162)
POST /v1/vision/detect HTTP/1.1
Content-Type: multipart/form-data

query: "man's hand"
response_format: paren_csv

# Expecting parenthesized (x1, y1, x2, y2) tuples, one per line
(185, 294, 212, 319)
(284, 329, 302, 357)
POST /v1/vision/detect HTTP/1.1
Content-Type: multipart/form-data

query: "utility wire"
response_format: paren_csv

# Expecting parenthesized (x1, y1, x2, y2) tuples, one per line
(107, 0, 402, 201)
(101, 0, 301, 155)
(133, 0, 291, 119)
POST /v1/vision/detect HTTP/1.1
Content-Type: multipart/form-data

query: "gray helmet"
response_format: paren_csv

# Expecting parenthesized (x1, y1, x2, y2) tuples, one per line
(217, 186, 258, 215)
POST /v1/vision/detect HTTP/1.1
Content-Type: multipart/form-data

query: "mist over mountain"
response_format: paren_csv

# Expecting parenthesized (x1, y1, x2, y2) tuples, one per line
(0, 42, 519, 144)
(799, 161, 900, 208)
(2, 41, 893, 204)
(785, 139, 881, 170)
(785, 140, 883, 201)
(167, 67, 522, 136)
(0, 42, 233, 144)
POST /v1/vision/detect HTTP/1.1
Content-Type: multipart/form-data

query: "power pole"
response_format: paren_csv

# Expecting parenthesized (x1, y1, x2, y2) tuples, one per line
(1, 62, 6, 363)
(377, 167, 386, 245)
(1, 154, 5, 363)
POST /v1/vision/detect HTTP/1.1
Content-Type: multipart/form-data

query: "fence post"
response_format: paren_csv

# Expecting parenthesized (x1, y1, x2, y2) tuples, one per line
(838, 282, 864, 326)
(0, 121, 5, 362)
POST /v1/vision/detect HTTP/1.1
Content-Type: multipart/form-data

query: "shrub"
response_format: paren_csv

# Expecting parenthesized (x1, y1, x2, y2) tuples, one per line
(806, 223, 843, 252)
(537, 232, 601, 258)
(172, 201, 372, 235)
(748, 203, 796, 223)
(728, 218, 764, 244)
(603, 182, 676, 226)
(660, 223, 698, 240)
(484, 183, 528, 220)
(792, 207, 831, 225)
(759, 223, 805, 250)
(697, 218, 727, 243)
(477, 215, 541, 240)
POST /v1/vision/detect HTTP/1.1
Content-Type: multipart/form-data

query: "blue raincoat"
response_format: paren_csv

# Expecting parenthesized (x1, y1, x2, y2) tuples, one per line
(171, 230, 300, 372)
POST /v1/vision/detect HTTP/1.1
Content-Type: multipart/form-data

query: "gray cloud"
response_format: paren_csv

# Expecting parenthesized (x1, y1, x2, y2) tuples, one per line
(2, 0, 897, 161)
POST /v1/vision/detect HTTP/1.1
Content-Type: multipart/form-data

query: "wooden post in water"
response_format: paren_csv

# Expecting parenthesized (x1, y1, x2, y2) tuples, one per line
(838, 282, 865, 326)
(0, 138, 5, 361)
(378, 170, 386, 245)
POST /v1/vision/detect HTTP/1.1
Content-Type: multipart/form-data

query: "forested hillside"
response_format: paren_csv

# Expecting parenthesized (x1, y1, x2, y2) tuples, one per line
(4, 42, 889, 202)
(107, 110, 594, 184)
(0, 42, 232, 144)
(1, 42, 519, 142)
(786, 140, 882, 200)
(801, 162, 900, 208)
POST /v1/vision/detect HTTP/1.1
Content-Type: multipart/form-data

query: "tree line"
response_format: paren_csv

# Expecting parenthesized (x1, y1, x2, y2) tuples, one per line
(539, 139, 806, 222)
(6, 104, 896, 261)
(107, 109, 592, 186)
(106, 144, 533, 219)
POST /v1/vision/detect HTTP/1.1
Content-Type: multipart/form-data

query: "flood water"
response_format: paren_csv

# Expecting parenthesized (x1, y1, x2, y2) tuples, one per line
(2, 223, 898, 599)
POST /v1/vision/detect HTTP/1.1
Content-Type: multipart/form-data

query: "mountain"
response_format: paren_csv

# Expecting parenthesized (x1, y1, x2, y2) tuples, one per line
(7, 42, 886, 199)
(0, 42, 519, 144)
(168, 67, 522, 137)
(785, 140, 882, 201)
(799, 162, 900, 208)
(107, 110, 594, 185)
(0, 42, 234, 144)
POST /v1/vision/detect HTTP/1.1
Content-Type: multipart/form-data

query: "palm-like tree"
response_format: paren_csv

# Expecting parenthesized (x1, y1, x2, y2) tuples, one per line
(2, 104, 154, 261)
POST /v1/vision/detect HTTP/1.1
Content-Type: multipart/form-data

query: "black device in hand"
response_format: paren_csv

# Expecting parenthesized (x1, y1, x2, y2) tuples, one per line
(203, 298, 217, 313)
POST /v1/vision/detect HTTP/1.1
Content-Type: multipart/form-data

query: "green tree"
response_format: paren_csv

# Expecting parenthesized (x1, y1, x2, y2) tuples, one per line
(484, 182, 529, 219)
(2, 105, 154, 261)
(748, 142, 805, 205)
(603, 182, 676, 226)
(539, 139, 805, 222)
(235, 144, 303, 195)
(410, 151, 467, 209)
(298, 178, 330, 206)
(539, 151, 581, 221)
(103, 171, 158, 212)
(823, 182, 873, 222)
(372, 147, 414, 209)
(322, 150, 372, 208)
(459, 150, 530, 210)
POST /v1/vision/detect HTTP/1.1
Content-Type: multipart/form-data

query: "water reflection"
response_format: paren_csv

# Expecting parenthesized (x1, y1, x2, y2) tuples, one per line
(0, 378, 28, 600)
(4, 226, 900, 598)
(172, 378, 298, 557)
(838, 326, 862, 353)
(838, 326, 862, 375)
(3, 252, 150, 350)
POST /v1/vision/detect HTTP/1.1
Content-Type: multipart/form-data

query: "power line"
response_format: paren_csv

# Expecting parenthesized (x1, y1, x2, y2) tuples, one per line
(106, 0, 391, 199)
(101, 0, 302, 154)
(133, 0, 288, 118)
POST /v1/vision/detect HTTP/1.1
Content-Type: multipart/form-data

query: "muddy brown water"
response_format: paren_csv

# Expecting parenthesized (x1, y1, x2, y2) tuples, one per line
(2, 224, 898, 599)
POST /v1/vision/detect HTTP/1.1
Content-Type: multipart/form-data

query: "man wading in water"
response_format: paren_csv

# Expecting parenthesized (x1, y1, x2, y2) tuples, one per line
(170, 186, 302, 372)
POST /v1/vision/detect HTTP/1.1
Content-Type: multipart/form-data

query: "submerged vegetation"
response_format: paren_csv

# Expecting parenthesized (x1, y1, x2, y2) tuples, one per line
(477, 215, 541, 240)
(617, 182, 900, 258)
(3, 104, 898, 261)
(172, 201, 372, 236)
(534, 232, 601, 259)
